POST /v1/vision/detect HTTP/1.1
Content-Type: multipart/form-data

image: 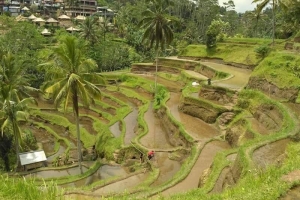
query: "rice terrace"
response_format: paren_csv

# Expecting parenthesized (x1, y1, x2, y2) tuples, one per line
(1, 0, 300, 200)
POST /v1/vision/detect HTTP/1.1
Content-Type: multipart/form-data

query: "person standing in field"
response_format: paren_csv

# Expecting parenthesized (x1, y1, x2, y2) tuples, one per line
(148, 150, 155, 160)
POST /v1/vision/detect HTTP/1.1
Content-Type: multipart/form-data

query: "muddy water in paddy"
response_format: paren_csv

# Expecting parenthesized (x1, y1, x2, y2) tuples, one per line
(151, 152, 181, 186)
(34, 118, 77, 148)
(133, 87, 153, 101)
(105, 90, 139, 142)
(90, 100, 116, 116)
(110, 121, 122, 137)
(161, 141, 230, 197)
(252, 139, 291, 169)
(24, 166, 88, 179)
(140, 103, 173, 149)
(226, 153, 237, 162)
(210, 167, 230, 194)
(49, 124, 76, 147)
(34, 98, 54, 109)
(47, 145, 66, 162)
(45, 109, 103, 135)
(166, 92, 219, 140)
(61, 165, 128, 188)
(280, 186, 300, 200)
(21, 124, 56, 156)
(124, 107, 138, 145)
(79, 116, 98, 135)
(249, 117, 271, 135)
(102, 96, 122, 108)
(210, 154, 236, 194)
(103, 89, 141, 106)
(284, 103, 300, 120)
(202, 62, 252, 91)
(93, 172, 149, 195)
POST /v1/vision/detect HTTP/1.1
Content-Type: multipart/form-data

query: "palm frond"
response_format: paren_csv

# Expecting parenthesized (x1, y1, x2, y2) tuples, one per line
(1, 118, 9, 135)
(76, 78, 90, 106)
(82, 80, 102, 99)
(81, 73, 106, 85)
(16, 111, 29, 122)
(63, 88, 72, 112)
(79, 59, 98, 73)
(17, 97, 37, 109)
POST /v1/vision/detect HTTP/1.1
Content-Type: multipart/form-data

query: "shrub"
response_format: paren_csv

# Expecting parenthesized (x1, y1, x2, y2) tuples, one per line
(254, 45, 270, 58)
(154, 86, 168, 109)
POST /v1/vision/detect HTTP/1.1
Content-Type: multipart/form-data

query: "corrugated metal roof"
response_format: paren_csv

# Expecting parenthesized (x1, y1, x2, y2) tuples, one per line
(19, 150, 47, 166)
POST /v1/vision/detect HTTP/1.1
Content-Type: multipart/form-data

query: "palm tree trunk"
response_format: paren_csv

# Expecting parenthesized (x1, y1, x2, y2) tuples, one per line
(272, 0, 275, 46)
(75, 110, 83, 174)
(12, 122, 20, 172)
(73, 89, 83, 174)
(154, 50, 158, 94)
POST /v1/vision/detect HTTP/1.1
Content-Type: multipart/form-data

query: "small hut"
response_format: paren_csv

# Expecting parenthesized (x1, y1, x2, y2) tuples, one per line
(66, 26, 80, 32)
(46, 17, 59, 27)
(33, 17, 45, 26)
(28, 14, 37, 20)
(58, 14, 72, 27)
(19, 150, 47, 171)
(58, 14, 71, 20)
(15, 15, 27, 22)
(21, 6, 30, 12)
(75, 15, 86, 21)
(41, 28, 51, 36)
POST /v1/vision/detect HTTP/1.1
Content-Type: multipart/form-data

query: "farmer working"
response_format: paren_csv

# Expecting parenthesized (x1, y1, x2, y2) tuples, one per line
(148, 150, 155, 160)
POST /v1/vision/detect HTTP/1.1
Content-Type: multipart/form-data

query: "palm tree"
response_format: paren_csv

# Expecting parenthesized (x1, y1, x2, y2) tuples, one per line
(79, 16, 100, 45)
(40, 36, 105, 174)
(139, 0, 174, 93)
(252, 0, 287, 45)
(0, 93, 34, 170)
(0, 52, 36, 170)
(0, 52, 39, 102)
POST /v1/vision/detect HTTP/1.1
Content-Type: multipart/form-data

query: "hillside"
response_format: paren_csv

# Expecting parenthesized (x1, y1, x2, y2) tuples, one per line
(2, 35, 300, 200)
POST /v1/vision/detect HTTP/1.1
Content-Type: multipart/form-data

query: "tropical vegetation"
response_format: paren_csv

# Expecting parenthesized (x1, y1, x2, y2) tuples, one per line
(0, 0, 300, 199)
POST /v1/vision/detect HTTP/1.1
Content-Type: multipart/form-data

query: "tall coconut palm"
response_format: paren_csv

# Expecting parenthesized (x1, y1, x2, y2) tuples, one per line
(0, 92, 34, 170)
(139, 0, 174, 93)
(0, 52, 39, 102)
(40, 36, 105, 174)
(0, 52, 36, 170)
(79, 16, 100, 45)
(252, 0, 287, 45)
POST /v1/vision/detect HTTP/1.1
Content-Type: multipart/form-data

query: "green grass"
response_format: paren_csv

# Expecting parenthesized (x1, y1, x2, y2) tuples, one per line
(251, 51, 300, 88)
(180, 44, 260, 66)
(0, 175, 63, 200)
(222, 38, 285, 45)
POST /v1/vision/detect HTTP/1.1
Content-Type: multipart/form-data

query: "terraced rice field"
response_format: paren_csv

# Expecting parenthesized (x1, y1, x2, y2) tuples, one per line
(20, 57, 299, 199)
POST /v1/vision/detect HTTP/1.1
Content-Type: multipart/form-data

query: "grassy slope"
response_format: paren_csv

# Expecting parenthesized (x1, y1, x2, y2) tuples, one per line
(180, 44, 259, 65)
(251, 51, 300, 88)
(179, 38, 286, 66)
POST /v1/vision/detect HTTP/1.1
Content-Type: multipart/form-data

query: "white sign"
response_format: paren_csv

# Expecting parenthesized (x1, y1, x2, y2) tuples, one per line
(19, 150, 47, 166)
